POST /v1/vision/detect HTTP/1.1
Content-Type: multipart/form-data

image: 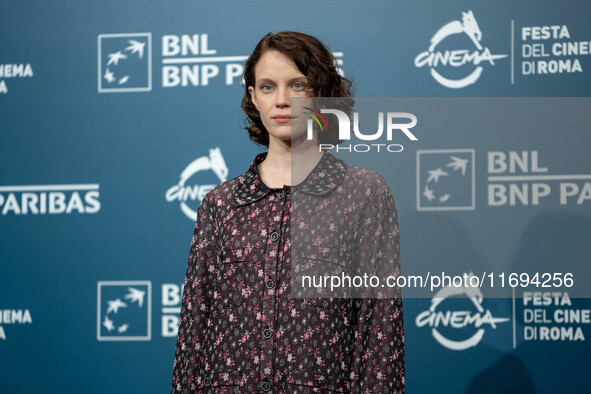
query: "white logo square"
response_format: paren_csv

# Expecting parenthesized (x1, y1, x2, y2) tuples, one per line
(97, 33, 152, 93)
(417, 149, 475, 211)
(97, 281, 151, 341)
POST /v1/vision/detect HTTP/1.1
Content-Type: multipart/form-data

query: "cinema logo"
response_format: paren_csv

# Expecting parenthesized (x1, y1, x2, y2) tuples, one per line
(0, 184, 100, 215)
(304, 107, 418, 153)
(0, 63, 34, 95)
(0, 309, 33, 341)
(165, 148, 228, 221)
(414, 10, 507, 88)
(415, 273, 509, 350)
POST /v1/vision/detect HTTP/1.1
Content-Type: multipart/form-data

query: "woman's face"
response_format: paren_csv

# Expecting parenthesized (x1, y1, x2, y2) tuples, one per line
(248, 49, 312, 144)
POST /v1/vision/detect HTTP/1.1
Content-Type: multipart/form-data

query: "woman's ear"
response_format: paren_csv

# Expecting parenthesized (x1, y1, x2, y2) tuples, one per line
(248, 86, 258, 110)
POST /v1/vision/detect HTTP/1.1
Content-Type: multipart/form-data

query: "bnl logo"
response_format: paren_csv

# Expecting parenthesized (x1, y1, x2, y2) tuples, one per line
(97, 33, 152, 92)
(417, 149, 475, 210)
(97, 281, 151, 341)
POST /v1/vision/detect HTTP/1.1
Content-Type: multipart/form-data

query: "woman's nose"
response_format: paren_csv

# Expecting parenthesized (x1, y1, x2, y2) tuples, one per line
(276, 87, 290, 107)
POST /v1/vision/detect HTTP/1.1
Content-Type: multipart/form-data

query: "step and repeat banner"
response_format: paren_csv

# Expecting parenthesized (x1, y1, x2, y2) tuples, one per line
(1, 1, 590, 393)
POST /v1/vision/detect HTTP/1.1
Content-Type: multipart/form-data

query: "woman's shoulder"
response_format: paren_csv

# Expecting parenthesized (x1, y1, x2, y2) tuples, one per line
(201, 174, 242, 204)
(200, 165, 257, 208)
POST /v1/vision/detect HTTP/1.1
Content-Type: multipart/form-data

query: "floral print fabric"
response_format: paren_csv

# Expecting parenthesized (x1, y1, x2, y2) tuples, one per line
(172, 151, 404, 393)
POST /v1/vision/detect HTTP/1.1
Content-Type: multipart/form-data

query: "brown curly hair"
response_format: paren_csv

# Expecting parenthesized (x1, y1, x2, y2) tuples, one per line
(241, 31, 354, 147)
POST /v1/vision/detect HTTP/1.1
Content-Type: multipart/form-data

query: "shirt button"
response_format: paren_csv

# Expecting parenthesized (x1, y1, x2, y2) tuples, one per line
(277, 190, 285, 200)
(203, 377, 212, 387)
(260, 380, 272, 392)
(324, 250, 334, 259)
(263, 327, 273, 339)
(270, 231, 279, 242)
(318, 377, 327, 386)
(266, 278, 275, 289)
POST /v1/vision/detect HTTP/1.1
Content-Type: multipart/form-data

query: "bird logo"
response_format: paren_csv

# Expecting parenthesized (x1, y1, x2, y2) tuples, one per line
(103, 68, 115, 83)
(107, 51, 128, 67)
(125, 40, 145, 58)
(103, 44, 140, 85)
(102, 288, 144, 333)
(106, 298, 127, 314)
(417, 150, 474, 210)
(125, 287, 146, 308)
(447, 156, 468, 176)
(98, 33, 151, 92)
(97, 282, 151, 340)
(426, 168, 449, 183)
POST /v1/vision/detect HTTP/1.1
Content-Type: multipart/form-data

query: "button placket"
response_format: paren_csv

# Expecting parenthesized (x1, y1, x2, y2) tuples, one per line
(260, 202, 283, 387)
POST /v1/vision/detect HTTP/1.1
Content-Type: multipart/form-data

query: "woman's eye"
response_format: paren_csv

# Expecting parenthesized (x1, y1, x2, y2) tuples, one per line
(261, 85, 273, 92)
(293, 83, 304, 90)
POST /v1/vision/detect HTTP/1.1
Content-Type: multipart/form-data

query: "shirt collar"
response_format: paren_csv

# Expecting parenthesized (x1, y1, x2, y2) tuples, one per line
(234, 151, 347, 206)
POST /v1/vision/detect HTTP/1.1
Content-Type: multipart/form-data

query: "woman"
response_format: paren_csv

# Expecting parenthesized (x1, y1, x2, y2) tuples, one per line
(172, 31, 404, 393)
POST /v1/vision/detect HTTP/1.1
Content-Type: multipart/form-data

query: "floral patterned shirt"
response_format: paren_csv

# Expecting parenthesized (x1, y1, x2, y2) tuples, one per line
(171, 151, 404, 393)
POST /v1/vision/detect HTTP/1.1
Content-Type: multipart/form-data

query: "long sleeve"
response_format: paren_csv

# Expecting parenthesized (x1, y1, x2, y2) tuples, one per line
(349, 187, 405, 393)
(171, 193, 219, 393)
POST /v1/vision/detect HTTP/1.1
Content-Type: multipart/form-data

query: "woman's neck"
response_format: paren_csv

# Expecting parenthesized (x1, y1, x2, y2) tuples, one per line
(258, 137, 324, 189)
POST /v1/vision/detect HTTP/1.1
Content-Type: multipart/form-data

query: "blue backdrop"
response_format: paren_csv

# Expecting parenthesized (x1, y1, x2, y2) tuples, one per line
(1, 1, 590, 393)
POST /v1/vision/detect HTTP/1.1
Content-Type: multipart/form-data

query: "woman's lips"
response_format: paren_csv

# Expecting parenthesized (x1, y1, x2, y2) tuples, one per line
(273, 115, 293, 124)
